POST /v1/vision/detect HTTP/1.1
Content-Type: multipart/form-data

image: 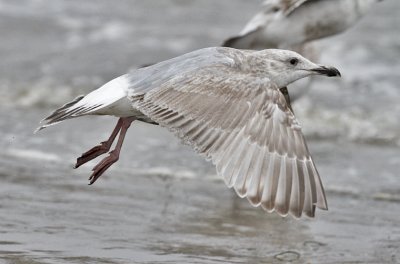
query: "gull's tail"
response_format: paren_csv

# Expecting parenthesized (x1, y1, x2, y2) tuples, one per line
(35, 95, 86, 133)
(35, 75, 129, 133)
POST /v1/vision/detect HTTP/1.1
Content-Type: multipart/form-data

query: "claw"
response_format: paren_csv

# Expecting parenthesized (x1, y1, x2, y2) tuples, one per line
(88, 152, 118, 184)
(88, 165, 115, 184)
(75, 141, 110, 168)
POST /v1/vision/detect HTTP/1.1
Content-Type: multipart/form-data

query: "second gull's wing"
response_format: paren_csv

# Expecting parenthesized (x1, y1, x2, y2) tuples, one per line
(222, 0, 314, 49)
(222, 3, 275, 49)
(279, 0, 313, 16)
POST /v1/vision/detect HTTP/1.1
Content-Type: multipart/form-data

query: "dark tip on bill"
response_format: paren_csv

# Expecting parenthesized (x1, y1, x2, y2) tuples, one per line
(312, 66, 341, 77)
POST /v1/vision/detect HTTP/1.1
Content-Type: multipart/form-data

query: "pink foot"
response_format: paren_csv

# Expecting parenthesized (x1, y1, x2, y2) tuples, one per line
(88, 150, 119, 185)
(75, 141, 110, 169)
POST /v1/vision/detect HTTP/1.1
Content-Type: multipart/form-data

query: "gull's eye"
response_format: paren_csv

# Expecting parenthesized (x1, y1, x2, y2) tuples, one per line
(289, 58, 299, 66)
(272, 6, 280, 12)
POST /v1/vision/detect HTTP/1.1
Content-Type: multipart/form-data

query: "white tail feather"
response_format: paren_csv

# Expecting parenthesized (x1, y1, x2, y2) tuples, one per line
(35, 74, 130, 132)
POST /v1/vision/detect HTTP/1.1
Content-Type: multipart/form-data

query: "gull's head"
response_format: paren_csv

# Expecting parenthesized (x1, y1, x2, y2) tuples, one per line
(256, 49, 341, 88)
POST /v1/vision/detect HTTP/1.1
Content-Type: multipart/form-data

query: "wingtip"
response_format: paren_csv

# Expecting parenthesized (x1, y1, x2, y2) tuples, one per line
(221, 36, 242, 48)
(317, 201, 328, 211)
(33, 126, 44, 134)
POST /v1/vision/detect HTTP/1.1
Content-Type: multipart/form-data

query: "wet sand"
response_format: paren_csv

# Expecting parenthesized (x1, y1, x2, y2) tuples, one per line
(0, 0, 399, 263)
(0, 108, 399, 264)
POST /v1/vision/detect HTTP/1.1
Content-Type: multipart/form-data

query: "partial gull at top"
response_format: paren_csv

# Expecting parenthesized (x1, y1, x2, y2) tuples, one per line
(223, 0, 380, 103)
(37, 47, 341, 218)
(223, 0, 382, 50)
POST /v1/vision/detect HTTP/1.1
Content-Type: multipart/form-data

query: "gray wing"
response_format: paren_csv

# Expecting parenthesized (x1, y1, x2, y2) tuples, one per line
(222, 4, 274, 49)
(222, 0, 313, 49)
(280, 0, 314, 16)
(221, 11, 274, 49)
(222, 30, 265, 50)
(133, 68, 327, 218)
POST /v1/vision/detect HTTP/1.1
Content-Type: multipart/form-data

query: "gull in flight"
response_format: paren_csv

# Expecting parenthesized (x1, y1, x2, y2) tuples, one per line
(223, 0, 383, 50)
(37, 47, 341, 218)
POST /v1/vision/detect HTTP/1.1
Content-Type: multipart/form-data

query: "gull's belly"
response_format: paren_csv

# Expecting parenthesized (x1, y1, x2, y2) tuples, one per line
(93, 97, 139, 117)
(93, 97, 156, 124)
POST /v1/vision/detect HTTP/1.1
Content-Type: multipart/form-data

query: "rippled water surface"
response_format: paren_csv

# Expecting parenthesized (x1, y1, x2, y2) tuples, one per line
(0, 0, 399, 263)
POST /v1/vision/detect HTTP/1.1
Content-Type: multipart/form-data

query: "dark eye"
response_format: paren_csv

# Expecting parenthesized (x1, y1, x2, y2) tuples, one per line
(272, 6, 280, 12)
(289, 58, 299, 66)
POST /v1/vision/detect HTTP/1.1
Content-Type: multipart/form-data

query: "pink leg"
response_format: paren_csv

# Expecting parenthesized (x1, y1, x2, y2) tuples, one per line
(88, 117, 135, 185)
(75, 118, 124, 169)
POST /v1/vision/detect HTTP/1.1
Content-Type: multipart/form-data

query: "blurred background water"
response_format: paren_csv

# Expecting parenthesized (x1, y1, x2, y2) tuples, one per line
(0, 0, 399, 263)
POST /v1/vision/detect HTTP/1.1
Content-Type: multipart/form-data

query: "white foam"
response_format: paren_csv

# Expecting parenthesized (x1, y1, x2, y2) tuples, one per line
(296, 96, 400, 145)
(88, 21, 131, 43)
(118, 166, 197, 180)
(7, 148, 61, 162)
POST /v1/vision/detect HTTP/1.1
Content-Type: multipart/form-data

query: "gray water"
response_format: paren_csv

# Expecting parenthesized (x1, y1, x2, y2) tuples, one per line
(0, 0, 399, 263)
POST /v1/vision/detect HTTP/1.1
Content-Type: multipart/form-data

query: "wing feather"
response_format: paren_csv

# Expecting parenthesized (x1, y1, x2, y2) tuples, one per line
(275, 156, 292, 216)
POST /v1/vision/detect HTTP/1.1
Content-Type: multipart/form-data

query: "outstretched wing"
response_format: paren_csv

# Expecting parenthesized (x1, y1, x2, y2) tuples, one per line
(134, 67, 327, 218)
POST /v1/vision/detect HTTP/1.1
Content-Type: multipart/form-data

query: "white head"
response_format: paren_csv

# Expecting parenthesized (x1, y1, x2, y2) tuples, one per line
(255, 49, 341, 88)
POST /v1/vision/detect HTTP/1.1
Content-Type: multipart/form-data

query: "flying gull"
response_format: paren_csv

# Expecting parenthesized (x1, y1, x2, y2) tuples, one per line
(223, 0, 383, 50)
(37, 47, 341, 218)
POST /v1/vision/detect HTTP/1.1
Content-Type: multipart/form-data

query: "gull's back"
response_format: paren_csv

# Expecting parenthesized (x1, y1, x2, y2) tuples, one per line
(127, 47, 239, 96)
